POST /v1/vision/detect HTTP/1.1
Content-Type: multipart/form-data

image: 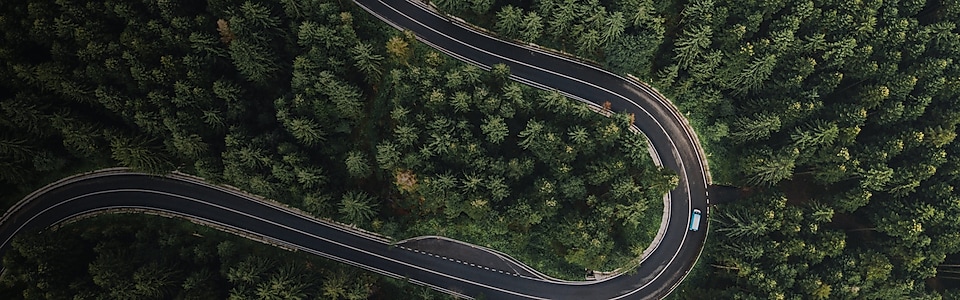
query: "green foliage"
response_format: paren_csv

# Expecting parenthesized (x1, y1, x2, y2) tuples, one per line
(467, 0, 666, 73)
(110, 136, 173, 174)
(730, 112, 782, 143)
(742, 148, 798, 186)
(673, 25, 714, 69)
(349, 42, 384, 83)
(226, 2, 283, 84)
(0, 215, 408, 299)
(649, 0, 960, 297)
(495, 6, 523, 40)
(375, 43, 673, 277)
(344, 150, 371, 179)
(339, 191, 377, 225)
(480, 116, 509, 144)
(1, 0, 672, 291)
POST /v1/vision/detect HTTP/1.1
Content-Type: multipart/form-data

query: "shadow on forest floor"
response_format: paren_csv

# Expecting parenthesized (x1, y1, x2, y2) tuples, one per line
(707, 184, 746, 205)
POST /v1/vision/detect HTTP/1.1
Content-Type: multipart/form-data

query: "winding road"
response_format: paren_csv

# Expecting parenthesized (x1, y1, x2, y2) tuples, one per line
(0, 1, 710, 299)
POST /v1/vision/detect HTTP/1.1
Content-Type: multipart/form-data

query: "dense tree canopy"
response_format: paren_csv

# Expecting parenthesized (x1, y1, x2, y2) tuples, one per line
(440, 0, 960, 297)
(657, 0, 960, 297)
(1, 215, 447, 299)
(439, 0, 666, 77)
(13, 0, 958, 297)
(0, 0, 674, 296)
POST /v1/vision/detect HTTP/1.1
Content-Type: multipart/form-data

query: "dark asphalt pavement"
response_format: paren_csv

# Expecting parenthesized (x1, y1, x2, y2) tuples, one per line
(0, 1, 710, 299)
(351, 0, 711, 298)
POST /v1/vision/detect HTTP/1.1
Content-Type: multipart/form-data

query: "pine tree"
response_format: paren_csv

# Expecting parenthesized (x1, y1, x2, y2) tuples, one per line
(345, 150, 371, 179)
(110, 136, 171, 173)
(730, 113, 782, 143)
(730, 54, 778, 94)
(520, 12, 544, 41)
(480, 116, 509, 144)
(602, 12, 626, 44)
(349, 42, 383, 83)
(339, 191, 377, 225)
(285, 118, 325, 146)
(673, 25, 713, 69)
(495, 6, 524, 39)
(743, 148, 798, 186)
(385, 35, 411, 65)
(375, 141, 400, 170)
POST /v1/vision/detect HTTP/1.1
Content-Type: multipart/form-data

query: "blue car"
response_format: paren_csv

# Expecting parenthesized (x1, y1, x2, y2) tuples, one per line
(689, 209, 702, 231)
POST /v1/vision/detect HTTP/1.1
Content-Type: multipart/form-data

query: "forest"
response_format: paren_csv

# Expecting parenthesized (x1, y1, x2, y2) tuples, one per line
(2, 214, 445, 299)
(432, 0, 960, 298)
(0, 0, 676, 298)
(5, 0, 960, 298)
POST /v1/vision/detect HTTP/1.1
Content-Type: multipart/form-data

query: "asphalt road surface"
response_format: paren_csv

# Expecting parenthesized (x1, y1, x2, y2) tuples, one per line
(0, 1, 711, 299)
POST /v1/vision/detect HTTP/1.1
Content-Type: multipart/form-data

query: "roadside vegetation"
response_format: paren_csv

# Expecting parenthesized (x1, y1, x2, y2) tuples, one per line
(367, 45, 673, 277)
(13, 0, 960, 297)
(434, 0, 960, 298)
(1, 214, 446, 299)
(0, 0, 673, 296)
